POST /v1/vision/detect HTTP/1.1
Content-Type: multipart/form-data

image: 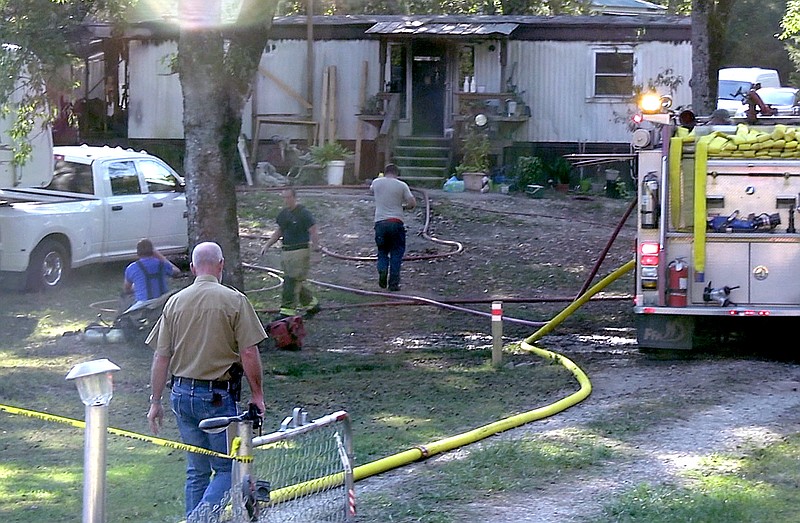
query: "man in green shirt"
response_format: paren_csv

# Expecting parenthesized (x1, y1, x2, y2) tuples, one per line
(261, 188, 321, 318)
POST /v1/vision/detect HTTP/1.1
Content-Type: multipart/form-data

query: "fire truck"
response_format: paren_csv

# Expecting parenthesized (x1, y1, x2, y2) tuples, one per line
(633, 94, 800, 350)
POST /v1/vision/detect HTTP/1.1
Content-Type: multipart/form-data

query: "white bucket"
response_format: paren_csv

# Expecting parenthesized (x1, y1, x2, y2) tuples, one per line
(506, 100, 517, 116)
(326, 160, 345, 185)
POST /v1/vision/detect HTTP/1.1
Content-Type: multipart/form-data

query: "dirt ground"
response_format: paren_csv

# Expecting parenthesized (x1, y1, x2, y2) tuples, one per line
(240, 187, 800, 521)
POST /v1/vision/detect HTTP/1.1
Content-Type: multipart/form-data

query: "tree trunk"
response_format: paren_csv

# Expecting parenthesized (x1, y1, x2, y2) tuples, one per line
(178, 26, 245, 288)
(692, 0, 737, 116)
(178, 0, 277, 290)
(691, 0, 712, 114)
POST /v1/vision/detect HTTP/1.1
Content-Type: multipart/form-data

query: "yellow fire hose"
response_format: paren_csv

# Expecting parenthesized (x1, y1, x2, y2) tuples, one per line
(267, 259, 635, 502)
(668, 136, 683, 229)
(693, 135, 712, 281)
(353, 261, 635, 480)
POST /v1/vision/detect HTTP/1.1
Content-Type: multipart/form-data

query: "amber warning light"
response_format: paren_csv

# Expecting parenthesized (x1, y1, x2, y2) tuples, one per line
(639, 92, 672, 114)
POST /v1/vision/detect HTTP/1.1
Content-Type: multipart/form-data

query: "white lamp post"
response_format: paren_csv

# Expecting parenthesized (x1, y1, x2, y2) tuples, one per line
(66, 358, 120, 523)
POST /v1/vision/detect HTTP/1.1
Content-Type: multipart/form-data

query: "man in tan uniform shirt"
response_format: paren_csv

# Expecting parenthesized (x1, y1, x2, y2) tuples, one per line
(146, 241, 266, 521)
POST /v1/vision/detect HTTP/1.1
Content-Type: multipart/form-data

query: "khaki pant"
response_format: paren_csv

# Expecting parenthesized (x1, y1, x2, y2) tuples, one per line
(280, 248, 316, 315)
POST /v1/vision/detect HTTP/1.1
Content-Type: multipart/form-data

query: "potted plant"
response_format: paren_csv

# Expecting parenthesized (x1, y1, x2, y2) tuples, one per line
(309, 141, 353, 185)
(455, 128, 491, 191)
(542, 155, 572, 193)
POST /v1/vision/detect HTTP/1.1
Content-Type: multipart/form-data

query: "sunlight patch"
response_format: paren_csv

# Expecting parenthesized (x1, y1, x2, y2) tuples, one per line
(576, 334, 637, 346)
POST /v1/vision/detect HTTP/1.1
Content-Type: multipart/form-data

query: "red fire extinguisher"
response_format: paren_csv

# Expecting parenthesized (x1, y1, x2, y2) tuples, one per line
(667, 258, 688, 307)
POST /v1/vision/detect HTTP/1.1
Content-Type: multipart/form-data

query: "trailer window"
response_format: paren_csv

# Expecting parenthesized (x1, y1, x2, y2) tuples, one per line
(47, 159, 94, 194)
(593, 50, 633, 97)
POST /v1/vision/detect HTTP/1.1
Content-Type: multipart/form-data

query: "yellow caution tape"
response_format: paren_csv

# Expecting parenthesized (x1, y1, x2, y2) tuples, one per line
(0, 402, 253, 462)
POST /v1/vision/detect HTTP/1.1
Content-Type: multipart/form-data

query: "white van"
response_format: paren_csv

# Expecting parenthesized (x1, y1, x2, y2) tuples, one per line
(717, 67, 781, 115)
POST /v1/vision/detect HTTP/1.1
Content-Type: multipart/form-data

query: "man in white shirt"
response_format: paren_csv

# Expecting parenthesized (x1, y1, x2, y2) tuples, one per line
(369, 164, 416, 291)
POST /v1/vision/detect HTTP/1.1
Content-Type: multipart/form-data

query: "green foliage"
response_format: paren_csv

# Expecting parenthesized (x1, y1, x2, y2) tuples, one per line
(277, 0, 595, 16)
(0, 47, 53, 165)
(511, 155, 545, 191)
(782, 0, 800, 38)
(308, 141, 353, 166)
(0, 1, 134, 165)
(541, 155, 572, 185)
(615, 177, 631, 199)
(455, 127, 490, 174)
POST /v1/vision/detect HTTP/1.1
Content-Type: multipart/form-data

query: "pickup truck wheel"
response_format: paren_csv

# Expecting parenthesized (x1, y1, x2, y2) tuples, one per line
(26, 239, 70, 291)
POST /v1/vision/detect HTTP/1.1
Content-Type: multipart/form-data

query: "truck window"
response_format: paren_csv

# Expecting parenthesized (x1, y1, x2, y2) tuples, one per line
(718, 80, 751, 101)
(47, 159, 94, 194)
(108, 161, 142, 195)
(139, 159, 179, 193)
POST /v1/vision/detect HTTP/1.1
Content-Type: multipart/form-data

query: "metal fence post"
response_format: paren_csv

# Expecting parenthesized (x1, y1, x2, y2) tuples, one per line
(492, 301, 503, 367)
(231, 420, 253, 522)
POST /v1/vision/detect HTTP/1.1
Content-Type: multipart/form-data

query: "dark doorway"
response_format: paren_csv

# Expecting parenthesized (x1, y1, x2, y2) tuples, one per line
(411, 41, 445, 136)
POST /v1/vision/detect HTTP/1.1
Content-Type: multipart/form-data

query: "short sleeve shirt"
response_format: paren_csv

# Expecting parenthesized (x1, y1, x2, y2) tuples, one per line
(124, 257, 172, 302)
(277, 204, 315, 248)
(146, 274, 267, 380)
(370, 176, 414, 222)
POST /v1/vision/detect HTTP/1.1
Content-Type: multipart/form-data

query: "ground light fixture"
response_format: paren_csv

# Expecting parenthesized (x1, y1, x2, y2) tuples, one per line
(66, 358, 120, 523)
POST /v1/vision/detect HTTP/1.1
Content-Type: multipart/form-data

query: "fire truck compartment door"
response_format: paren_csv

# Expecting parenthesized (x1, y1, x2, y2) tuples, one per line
(750, 243, 800, 305)
(696, 243, 750, 304)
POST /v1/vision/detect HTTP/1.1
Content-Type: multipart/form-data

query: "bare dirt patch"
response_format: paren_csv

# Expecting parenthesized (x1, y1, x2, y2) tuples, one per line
(240, 187, 800, 521)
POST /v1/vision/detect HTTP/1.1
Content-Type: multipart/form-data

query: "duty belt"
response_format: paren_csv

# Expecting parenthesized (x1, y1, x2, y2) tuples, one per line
(172, 376, 231, 391)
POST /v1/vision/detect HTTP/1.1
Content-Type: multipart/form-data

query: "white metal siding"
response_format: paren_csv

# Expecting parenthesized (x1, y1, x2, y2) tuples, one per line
(128, 41, 184, 139)
(125, 32, 690, 146)
(509, 39, 690, 144)
(249, 39, 381, 141)
(473, 40, 502, 93)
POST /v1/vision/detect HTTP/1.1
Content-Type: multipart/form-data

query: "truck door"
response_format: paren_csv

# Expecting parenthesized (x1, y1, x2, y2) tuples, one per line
(103, 159, 151, 257)
(137, 158, 188, 251)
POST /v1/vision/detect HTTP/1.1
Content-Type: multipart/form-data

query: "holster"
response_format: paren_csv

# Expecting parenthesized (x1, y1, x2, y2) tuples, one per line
(228, 362, 244, 402)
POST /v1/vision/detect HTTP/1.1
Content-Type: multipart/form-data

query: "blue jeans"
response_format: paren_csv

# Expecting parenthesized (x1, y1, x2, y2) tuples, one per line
(170, 382, 238, 518)
(375, 220, 406, 288)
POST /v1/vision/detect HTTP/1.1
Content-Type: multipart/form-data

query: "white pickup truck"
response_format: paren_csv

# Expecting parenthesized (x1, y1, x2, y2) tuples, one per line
(0, 145, 188, 291)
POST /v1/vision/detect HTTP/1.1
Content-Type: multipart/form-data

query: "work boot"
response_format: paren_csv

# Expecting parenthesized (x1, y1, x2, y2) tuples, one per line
(388, 273, 400, 292)
(304, 303, 322, 318)
(378, 270, 388, 289)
